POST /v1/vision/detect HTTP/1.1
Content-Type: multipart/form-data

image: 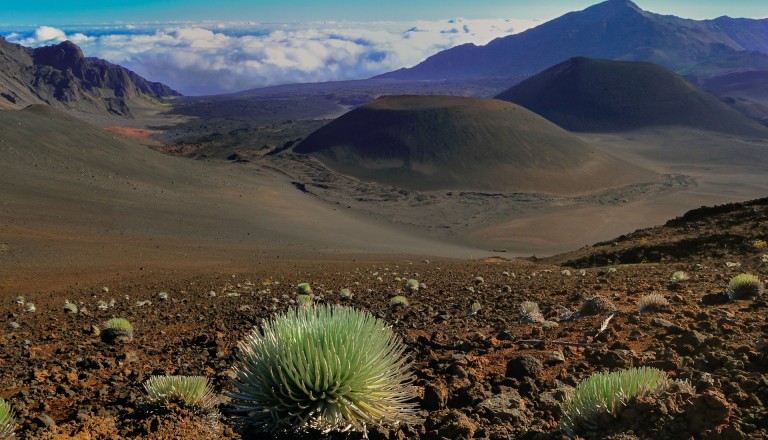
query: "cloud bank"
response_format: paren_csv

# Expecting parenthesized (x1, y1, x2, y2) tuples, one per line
(4, 19, 538, 95)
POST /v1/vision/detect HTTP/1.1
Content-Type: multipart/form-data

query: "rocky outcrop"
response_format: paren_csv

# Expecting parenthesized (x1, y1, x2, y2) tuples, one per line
(0, 36, 179, 117)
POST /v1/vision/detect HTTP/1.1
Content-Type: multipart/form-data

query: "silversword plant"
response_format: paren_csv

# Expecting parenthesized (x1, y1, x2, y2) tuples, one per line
(560, 367, 670, 436)
(102, 318, 133, 343)
(637, 293, 669, 313)
(0, 398, 14, 438)
(229, 304, 419, 433)
(142, 375, 217, 416)
(726, 273, 764, 300)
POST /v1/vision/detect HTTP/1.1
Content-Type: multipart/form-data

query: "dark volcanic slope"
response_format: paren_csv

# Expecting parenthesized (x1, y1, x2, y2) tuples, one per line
(0, 36, 179, 117)
(543, 197, 768, 267)
(379, 0, 768, 82)
(704, 70, 768, 105)
(495, 57, 768, 135)
(294, 95, 654, 193)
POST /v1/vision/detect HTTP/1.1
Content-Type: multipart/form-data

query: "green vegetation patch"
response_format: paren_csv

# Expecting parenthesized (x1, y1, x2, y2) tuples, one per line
(228, 304, 419, 433)
(560, 367, 670, 436)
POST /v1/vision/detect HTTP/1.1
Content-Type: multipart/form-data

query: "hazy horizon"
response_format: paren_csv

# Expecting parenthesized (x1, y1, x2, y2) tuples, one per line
(3, 0, 766, 95)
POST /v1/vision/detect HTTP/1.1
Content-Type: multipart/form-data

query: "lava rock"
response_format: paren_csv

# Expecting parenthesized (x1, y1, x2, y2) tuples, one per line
(505, 354, 542, 380)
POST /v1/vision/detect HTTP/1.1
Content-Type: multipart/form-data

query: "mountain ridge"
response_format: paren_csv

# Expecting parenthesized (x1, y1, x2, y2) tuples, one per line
(378, 0, 768, 83)
(0, 36, 180, 117)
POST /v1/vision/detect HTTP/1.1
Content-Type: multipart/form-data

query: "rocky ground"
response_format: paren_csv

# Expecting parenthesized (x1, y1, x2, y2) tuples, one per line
(1, 198, 767, 439)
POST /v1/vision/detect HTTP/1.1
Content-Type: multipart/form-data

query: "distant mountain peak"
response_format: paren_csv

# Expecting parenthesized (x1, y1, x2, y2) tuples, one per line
(0, 37, 180, 117)
(32, 40, 85, 71)
(378, 0, 768, 83)
(585, 0, 646, 16)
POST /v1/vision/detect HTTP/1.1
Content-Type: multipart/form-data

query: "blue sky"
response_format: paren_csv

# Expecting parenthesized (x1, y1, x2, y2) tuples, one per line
(2, 1, 765, 95)
(3, 0, 766, 25)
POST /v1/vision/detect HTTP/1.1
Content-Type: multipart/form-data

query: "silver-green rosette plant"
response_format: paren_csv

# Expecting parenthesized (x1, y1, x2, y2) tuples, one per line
(726, 273, 764, 300)
(142, 375, 217, 420)
(560, 367, 670, 436)
(389, 296, 409, 309)
(0, 398, 15, 438)
(405, 279, 419, 292)
(101, 318, 133, 343)
(636, 293, 669, 313)
(228, 304, 419, 433)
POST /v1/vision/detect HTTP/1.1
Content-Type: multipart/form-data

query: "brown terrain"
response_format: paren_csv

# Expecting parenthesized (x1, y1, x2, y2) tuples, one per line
(2, 102, 768, 440)
(2, 27, 768, 440)
(1, 196, 767, 439)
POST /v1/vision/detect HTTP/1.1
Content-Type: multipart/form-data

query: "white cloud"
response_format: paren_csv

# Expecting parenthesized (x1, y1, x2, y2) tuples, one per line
(5, 19, 538, 95)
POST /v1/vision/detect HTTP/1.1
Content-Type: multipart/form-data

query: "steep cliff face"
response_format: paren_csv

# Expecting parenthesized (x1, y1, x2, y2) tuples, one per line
(0, 37, 179, 117)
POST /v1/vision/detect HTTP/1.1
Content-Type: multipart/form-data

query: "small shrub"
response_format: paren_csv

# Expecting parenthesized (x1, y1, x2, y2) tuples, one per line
(560, 367, 670, 436)
(561, 269, 572, 276)
(519, 301, 544, 323)
(670, 271, 689, 282)
(468, 301, 482, 315)
(23, 302, 36, 313)
(64, 302, 78, 314)
(142, 375, 217, 415)
(754, 239, 767, 249)
(339, 288, 353, 300)
(229, 304, 419, 433)
(158, 292, 169, 301)
(102, 318, 133, 343)
(389, 296, 409, 308)
(405, 279, 419, 292)
(726, 273, 764, 300)
(0, 398, 14, 438)
(14, 296, 24, 305)
(296, 283, 312, 295)
(97, 300, 109, 310)
(637, 293, 669, 313)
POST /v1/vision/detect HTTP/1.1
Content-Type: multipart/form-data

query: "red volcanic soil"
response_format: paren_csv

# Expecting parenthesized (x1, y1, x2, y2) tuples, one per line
(104, 127, 165, 147)
(1, 199, 767, 439)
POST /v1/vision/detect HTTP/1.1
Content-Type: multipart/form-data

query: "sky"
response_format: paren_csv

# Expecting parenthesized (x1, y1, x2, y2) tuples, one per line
(2, 1, 766, 95)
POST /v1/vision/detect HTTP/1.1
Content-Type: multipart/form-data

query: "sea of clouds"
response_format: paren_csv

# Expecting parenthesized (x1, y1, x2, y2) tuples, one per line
(2, 19, 538, 95)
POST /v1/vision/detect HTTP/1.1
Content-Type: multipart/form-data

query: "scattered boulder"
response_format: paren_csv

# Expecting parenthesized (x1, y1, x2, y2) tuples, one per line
(506, 355, 543, 380)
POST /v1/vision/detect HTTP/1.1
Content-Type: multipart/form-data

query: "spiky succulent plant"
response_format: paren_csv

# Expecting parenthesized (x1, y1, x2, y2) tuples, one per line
(142, 375, 217, 415)
(389, 296, 409, 308)
(405, 279, 419, 292)
(229, 304, 419, 433)
(102, 318, 133, 342)
(637, 293, 669, 313)
(560, 367, 670, 436)
(0, 398, 15, 438)
(726, 273, 764, 300)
